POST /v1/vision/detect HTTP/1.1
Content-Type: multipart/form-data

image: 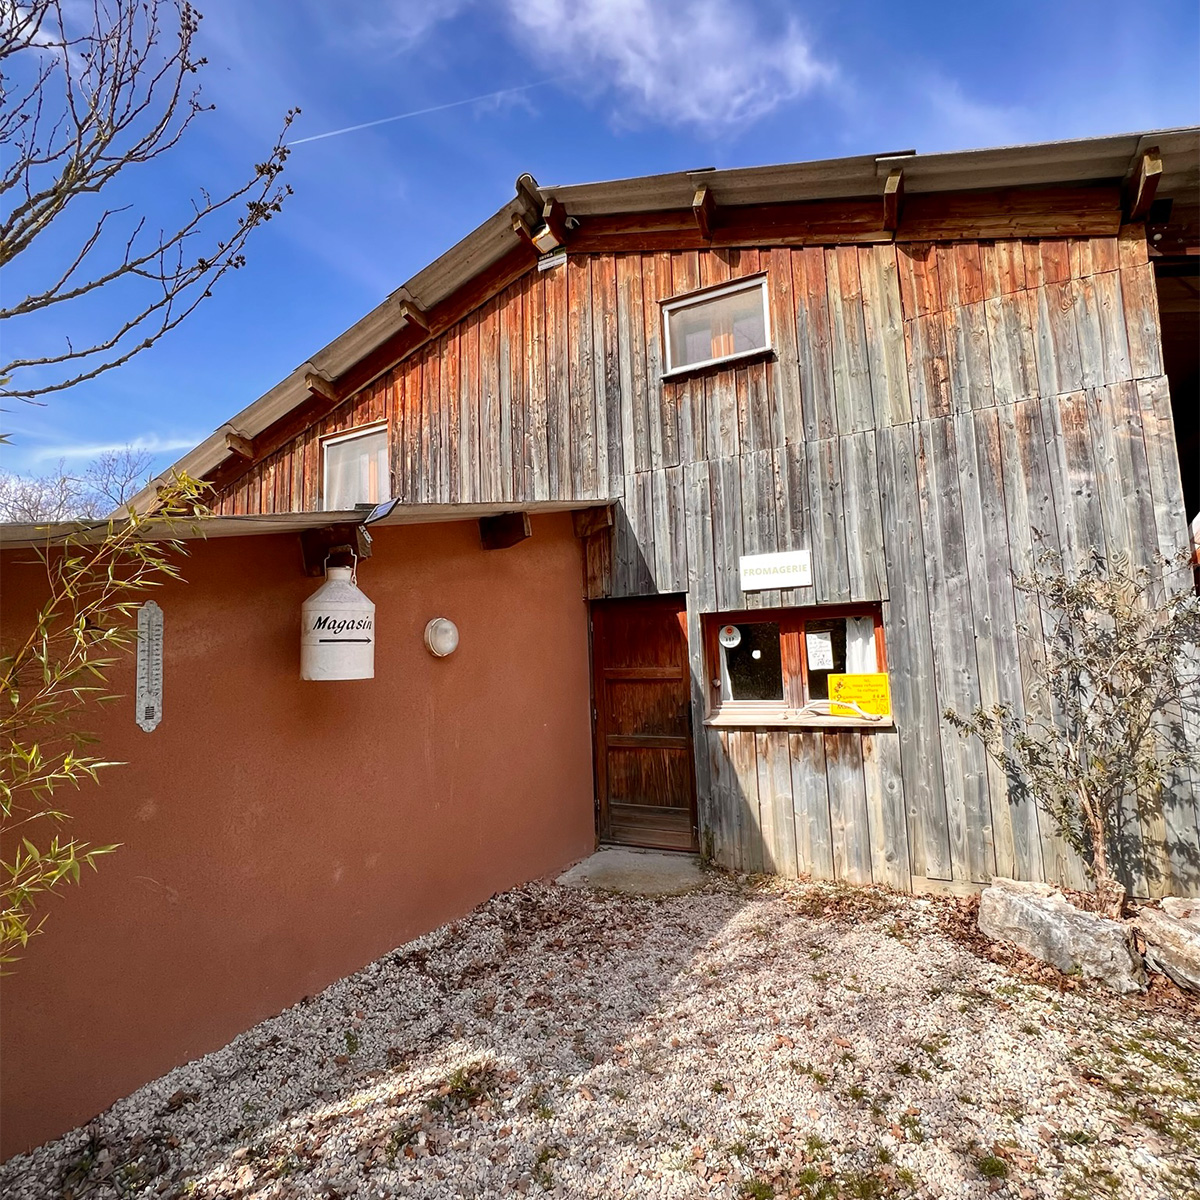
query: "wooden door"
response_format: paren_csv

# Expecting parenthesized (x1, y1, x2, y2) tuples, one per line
(591, 596, 697, 851)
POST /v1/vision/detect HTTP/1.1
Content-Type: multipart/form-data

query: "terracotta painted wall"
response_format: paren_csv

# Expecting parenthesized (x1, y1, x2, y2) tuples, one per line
(0, 514, 596, 1158)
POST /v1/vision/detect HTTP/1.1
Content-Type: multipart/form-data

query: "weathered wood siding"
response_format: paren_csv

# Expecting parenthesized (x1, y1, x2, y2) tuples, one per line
(215, 231, 1196, 897)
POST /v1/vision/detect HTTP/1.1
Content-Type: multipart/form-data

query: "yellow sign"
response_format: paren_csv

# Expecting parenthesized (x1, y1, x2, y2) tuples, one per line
(828, 673, 892, 718)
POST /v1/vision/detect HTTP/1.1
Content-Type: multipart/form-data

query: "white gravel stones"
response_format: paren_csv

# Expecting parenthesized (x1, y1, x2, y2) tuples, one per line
(3, 876, 1197, 1200)
(978, 878, 1146, 994)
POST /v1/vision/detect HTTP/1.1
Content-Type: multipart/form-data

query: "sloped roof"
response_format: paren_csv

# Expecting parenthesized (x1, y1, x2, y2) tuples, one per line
(134, 126, 1199, 511)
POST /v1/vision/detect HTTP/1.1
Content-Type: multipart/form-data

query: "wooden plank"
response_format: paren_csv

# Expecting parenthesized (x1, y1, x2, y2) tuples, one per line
(1045, 390, 1108, 574)
(826, 246, 875, 434)
(757, 731, 798, 877)
(523, 273, 549, 501)
(805, 436, 851, 604)
(684, 594, 714, 859)
(543, 256, 569, 498)
(641, 253, 667, 471)
(995, 399, 1058, 883)
(467, 310, 486, 502)
(1125, 147, 1162, 222)
(790, 731, 834, 880)
(980, 239, 1026, 298)
(712, 455, 746, 611)
(738, 448, 781, 610)
(709, 730, 741, 870)
(444, 328, 462, 503)
(767, 247, 804, 444)
(1091, 268, 1132, 386)
(916, 417, 991, 884)
(877, 423, 952, 881)
(858, 244, 912, 428)
(956, 408, 1023, 880)
(755, 731, 780, 873)
(568, 255, 598, 498)
(897, 187, 1121, 242)
(777, 444, 817, 608)
(825, 732, 871, 885)
(904, 310, 952, 421)
(1121, 261, 1165, 379)
(895, 242, 943, 318)
(792, 247, 837, 440)
(684, 459, 718, 613)
(840, 430, 887, 602)
(592, 254, 622, 495)
(984, 289, 1039, 405)
(616, 255, 650, 474)
(729, 730, 764, 873)
(862, 731, 912, 890)
(944, 297, 994, 412)
(497, 285, 519, 504)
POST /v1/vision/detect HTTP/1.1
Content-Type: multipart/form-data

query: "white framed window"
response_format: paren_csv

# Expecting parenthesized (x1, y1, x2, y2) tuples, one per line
(662, 275, 771, 376)
(322, 424, 388, 511)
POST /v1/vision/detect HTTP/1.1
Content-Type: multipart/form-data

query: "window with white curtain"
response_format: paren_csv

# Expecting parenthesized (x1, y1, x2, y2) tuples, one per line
(322, 426, 388, 511)
(662, 276, 771, 375)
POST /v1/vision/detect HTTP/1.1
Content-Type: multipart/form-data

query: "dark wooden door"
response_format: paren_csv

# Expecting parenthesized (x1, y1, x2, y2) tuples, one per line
(591, 596, 697, 851)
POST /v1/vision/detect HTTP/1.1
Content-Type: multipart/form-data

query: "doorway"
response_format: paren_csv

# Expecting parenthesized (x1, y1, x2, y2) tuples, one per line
(590, 595, 698, 852)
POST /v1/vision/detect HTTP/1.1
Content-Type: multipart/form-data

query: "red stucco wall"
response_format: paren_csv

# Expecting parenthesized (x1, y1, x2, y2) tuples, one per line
(0, 514, 596, 1158)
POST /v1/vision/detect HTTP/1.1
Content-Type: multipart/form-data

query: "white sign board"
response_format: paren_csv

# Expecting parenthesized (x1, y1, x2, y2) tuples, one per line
(135, 600, 164, 732)
(739, 550, 812, 591)
(806, 630, 834, 671)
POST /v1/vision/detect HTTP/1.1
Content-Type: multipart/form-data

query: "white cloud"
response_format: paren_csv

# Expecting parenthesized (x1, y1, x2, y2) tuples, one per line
(918, 77, 1030, 151)
(29, 434, 206, 463)
(504, 0, 836, 128)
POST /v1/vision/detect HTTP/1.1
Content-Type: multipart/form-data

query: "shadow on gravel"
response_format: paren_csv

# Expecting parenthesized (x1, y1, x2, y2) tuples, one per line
(5, 876, 1199, 1200)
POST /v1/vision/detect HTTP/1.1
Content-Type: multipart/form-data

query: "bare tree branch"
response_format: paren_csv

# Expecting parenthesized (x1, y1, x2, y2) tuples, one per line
(0, 0, 297, 401)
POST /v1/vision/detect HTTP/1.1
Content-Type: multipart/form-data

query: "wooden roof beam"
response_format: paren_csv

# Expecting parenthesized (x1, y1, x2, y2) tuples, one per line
(224, 430, 254, 460)
(693, 185, 717, 240)
(883, 169, 904, 232)
(515, 172, 544, 225)
(304, 368, 341, 404)
(1125, 147, 1163, 222)
(397, 299, 429, 332)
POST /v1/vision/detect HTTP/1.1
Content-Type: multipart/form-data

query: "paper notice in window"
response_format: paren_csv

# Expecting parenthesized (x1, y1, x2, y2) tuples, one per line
(806, 630, 834, 671)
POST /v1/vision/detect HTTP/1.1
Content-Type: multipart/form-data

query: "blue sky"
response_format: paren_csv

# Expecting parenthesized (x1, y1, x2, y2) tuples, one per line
(4, 0, 1197, 476)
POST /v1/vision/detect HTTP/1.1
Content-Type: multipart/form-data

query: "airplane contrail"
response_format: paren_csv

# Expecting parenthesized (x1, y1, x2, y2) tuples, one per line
(287, 80, 559, 146)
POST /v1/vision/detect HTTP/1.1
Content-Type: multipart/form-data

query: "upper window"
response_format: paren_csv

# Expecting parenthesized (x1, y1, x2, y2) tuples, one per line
(323, 425, 388, 511)
(662, 276, 771, 376)
(705, 606, 890, 726)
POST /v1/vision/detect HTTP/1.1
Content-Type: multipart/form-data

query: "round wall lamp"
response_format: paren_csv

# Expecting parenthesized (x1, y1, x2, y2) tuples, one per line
(424, 617, 460, 658)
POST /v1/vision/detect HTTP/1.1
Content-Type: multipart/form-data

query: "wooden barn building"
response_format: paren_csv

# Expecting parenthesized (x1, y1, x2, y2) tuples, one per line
(2, 127, 1198, 1156)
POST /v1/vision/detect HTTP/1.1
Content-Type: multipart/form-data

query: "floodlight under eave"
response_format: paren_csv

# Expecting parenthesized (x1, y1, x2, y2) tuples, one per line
(531, 224, 562, 254)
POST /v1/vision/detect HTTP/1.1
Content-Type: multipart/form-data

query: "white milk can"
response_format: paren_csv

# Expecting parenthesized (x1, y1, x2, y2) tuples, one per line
(300, 564, 375, 680)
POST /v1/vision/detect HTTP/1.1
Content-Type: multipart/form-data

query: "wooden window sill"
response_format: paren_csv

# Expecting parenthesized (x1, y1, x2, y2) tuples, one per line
(705, 712, 894, 731)
(661, 346, 774, 381)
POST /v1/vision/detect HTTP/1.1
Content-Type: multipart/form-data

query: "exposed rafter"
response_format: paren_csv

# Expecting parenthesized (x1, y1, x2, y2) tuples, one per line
(883, 169, 904, 232)
(1125, 147, 1163, 222)
(692, 185, 717, 240)
(397, 299, 430, 331)
(224, 431, 254, 460)
(304, 369, 341, 404)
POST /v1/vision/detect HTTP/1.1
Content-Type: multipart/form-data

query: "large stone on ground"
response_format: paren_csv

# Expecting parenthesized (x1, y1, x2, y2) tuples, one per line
(1134, 906, 1200, 993)
(1160, 896, 1200, 926)
(978, 878, 1146, 994)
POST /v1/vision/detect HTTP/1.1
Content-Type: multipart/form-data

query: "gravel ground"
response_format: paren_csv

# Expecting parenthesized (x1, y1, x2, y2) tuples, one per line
(3, 874, 1198, 1200)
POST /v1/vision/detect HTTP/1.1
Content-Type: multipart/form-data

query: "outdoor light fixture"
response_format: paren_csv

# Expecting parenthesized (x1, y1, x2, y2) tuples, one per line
(424, 617, 459, 658)
(531, 224, 562, 254)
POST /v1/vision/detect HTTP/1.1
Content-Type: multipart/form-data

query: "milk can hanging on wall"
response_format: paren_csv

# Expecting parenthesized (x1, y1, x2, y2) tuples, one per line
(301, 560, 375, 680)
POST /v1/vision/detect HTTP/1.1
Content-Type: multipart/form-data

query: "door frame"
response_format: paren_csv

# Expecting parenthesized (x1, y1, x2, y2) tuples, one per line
(589, 594, 698, 851)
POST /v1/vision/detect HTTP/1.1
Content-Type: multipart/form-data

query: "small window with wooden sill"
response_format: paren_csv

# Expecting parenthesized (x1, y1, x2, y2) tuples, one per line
(322, 424, 388, 511)
(704, 606, 891, 728)
(662, 275, 771, 376)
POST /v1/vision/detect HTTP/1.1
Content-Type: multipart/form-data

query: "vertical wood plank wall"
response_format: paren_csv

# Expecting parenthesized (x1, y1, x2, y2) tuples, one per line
(215, 231, 1197, 897)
